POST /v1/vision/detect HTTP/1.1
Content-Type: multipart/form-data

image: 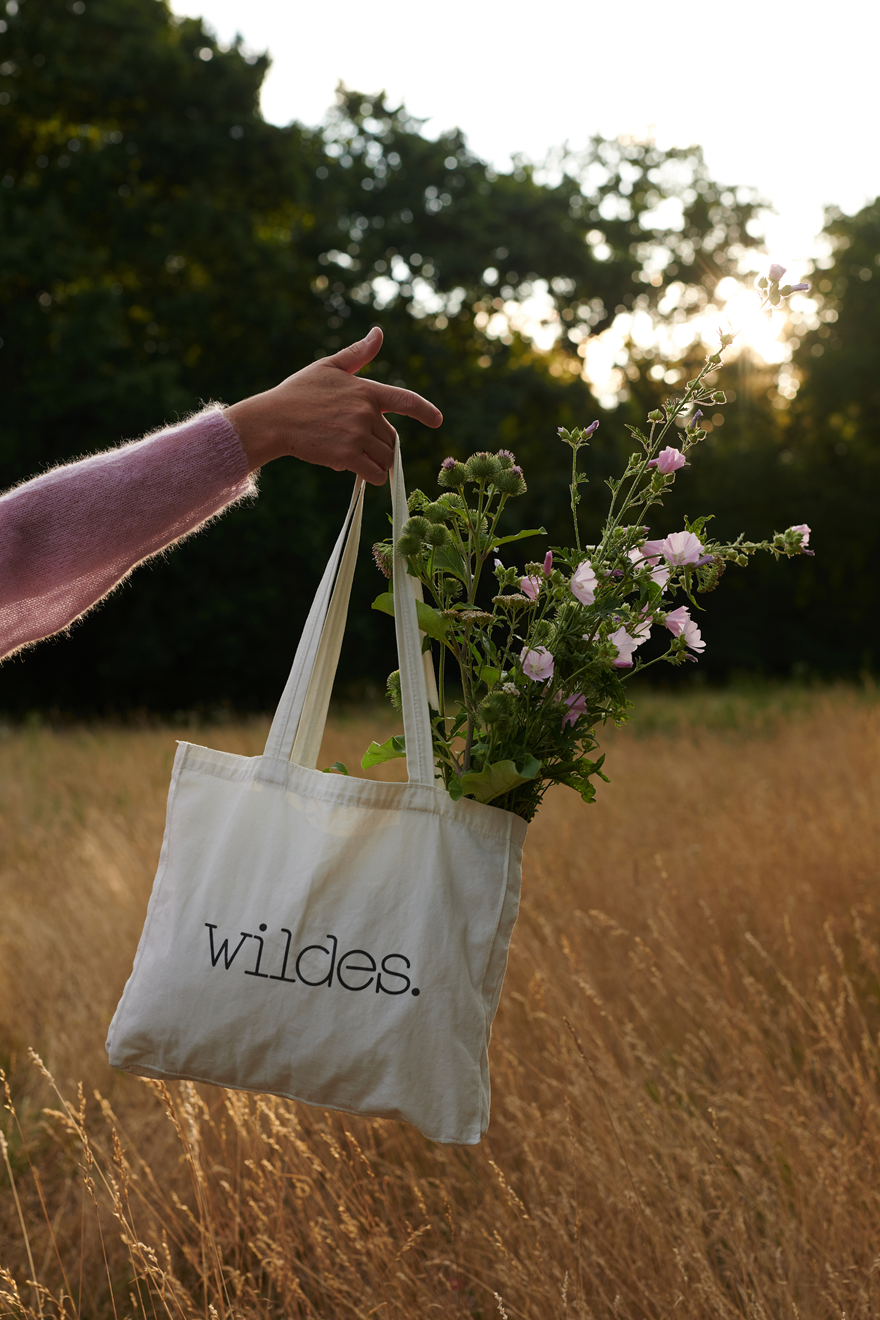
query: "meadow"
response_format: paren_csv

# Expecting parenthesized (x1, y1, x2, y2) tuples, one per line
(2, 686, 880, 1318)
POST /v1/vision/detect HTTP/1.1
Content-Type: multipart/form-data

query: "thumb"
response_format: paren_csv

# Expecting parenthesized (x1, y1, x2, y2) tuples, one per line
(325, 326, 383, 375)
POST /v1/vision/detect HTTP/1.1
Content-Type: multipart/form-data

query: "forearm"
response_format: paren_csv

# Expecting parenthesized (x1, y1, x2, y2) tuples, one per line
(0, 408, 254, 660)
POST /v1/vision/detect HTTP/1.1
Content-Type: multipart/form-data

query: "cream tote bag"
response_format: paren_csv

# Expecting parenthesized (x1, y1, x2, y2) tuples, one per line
(107, 440, 527, 1145)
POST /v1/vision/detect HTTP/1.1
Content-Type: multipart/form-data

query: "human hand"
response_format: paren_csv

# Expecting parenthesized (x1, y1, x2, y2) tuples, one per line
(225, 327, 442, 483)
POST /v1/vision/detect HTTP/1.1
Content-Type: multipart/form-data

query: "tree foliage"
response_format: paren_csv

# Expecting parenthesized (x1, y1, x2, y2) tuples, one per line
(0, 0, 865, 710)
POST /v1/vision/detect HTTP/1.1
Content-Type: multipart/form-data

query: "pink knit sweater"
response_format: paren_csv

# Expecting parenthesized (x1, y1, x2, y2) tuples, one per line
(0, 409, 255, 661)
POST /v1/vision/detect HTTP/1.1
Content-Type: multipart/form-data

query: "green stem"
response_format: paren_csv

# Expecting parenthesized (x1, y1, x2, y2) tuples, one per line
(570, 444, 582, 553)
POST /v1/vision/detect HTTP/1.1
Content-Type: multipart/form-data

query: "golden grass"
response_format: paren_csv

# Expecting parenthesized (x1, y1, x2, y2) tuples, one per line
(2, 688, 880, 1318)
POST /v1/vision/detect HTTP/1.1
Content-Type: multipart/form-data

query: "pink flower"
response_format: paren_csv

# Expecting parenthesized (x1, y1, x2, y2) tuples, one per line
(682, 619, 705, 653)
(570, 560, 598, 605)
(609, 627, 641, 668)
(628, 546, 670, 590)
(520, 575, 542, 600)
(521, 645, 555, 682)
(664, 605, 691, 636)
(660, 530, 704, 566)
(641, 538, 666, 559)
(561, 693, 587, 727)
(543, 550, 553, 576)
(647, 447, 686, 475)
(768, 263, 786, 282)
(632, 614, 652, 644)
(791, 523, 811, 548)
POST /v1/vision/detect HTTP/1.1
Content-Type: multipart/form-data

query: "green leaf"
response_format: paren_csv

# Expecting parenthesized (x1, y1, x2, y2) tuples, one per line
(371, 592, 450, 642)
(431, 544, 468, 584)
(492, 527, 547, 549)
(361, 734, 407, 769)
(479, 665, 500, 689)
(456, 754, 541, 804)
(322, 761, 349, 775)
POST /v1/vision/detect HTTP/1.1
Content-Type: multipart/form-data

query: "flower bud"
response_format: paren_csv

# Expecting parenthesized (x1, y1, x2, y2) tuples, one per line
(495, 465, 527, 496)
(496, 448, 517, 469)
(372, 542, 393, 578)
(768, 263, 786, 283)
(438, 459, 468, 487)
(648, 409, 665, 422)
(707, 352, 722, 365)
(422, 501, 449, 524)
(712, 391, 726, 403)
(386, 669, 402, 712)
(756, 276, 769, 290)
(790, 282, 810, 292)
(423, 522, 449, 548)
(466, 451, 502, 481)
(584, 420, 600, 437)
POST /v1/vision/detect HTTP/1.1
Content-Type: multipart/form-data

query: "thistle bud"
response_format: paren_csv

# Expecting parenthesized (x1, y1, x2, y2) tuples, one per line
(495, 465, 527, 496)
(372, 542, 393, 578)
(386, 669, 402, 712)
(438, 459, 468, 487)
(496, 448, 517, 469)
(466, 451, 502, 481)
(422, 501, 449, 524)
(423, 522, 449, 548)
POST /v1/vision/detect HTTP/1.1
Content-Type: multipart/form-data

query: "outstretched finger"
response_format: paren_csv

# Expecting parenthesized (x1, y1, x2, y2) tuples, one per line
(370, 381, 443, 429)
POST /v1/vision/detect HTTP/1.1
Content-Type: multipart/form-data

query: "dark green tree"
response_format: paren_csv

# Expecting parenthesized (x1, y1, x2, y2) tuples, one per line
(0, 0, 767, 711)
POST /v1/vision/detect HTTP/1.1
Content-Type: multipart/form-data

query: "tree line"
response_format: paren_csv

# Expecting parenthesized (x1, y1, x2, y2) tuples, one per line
(0, 0, 875, 713)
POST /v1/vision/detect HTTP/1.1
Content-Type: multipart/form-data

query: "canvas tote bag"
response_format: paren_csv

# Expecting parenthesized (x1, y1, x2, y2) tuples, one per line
(107, 439, 527, 1145)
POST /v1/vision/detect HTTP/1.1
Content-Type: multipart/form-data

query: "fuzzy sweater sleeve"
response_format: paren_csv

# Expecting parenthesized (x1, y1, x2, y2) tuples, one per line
(0, 408, 255, 661)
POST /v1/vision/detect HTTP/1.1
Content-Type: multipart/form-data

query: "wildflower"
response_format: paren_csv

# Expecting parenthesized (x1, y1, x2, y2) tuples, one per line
(609, 627, 640, 668)
(438, 458, 468, 487)
(501, 681, 518, 695)
(496, 448, 516, 468)
(520, 575, 542, 600)
(647, 447, 686, 474)
(561, 693, 587, 727)
(790, 282, 810, 292)
(628, 545, 669, 590)
(791, 523, 811, 549)
(682, 618, 705, 653)
(584, 420, 600, 437)
(372, 542, 392, 578)
(664, 605, 691, 636)
(768, 263, 786, 282)
(466, 451, 501, 481)
(687, 410, 703, 432)
(570, 560, 598, 605)
(543, 550, 553, 576)
(495, 464, 527, 496)
(521, 645, 555, 682)
(660, 530, 704, 566)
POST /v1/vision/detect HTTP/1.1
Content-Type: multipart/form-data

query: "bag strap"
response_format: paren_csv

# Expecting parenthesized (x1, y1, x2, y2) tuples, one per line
(263, 435, 436, 787)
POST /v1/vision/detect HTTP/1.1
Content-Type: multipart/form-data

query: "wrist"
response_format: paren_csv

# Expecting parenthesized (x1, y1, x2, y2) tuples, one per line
(224, 392, 285, 472)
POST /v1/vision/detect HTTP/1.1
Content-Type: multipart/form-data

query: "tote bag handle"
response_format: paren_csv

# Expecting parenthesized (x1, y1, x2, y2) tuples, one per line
(263, 435, 436, 787)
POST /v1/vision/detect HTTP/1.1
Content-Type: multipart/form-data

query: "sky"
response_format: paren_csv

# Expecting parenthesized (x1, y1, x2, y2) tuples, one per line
(172, 0, 878, 274)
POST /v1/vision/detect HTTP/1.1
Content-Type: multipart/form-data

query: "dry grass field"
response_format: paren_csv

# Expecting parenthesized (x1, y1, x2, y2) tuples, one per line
(2, 687, 880, 1318)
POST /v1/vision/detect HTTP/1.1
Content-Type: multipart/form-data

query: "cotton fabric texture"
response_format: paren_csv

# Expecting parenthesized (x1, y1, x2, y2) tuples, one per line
(107, 441, 527, 1145)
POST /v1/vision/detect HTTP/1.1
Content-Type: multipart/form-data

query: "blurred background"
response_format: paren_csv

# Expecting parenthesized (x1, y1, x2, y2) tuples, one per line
(1, 0, 877, 716)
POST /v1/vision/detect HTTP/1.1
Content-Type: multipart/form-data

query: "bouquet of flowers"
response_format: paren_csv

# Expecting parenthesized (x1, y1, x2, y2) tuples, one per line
(359, 268, 813, 822)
